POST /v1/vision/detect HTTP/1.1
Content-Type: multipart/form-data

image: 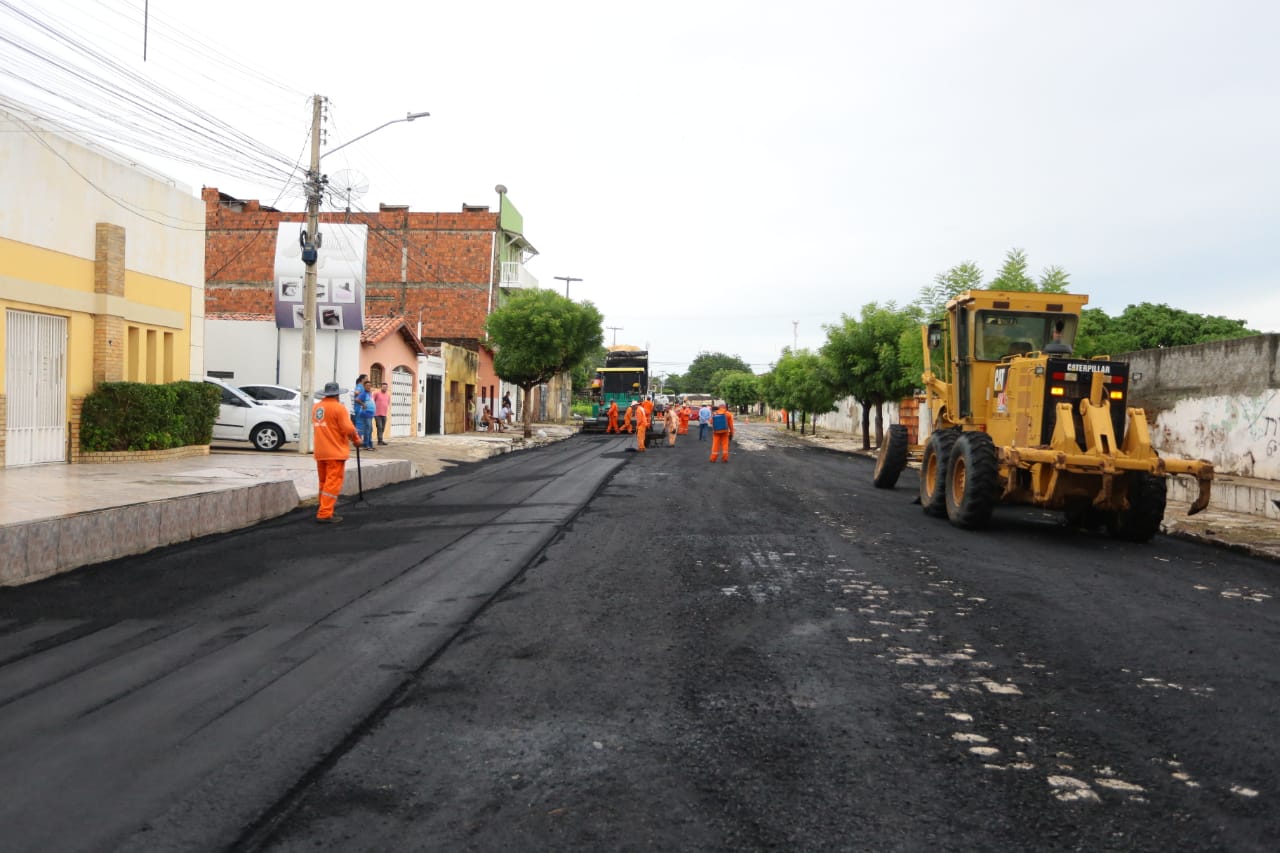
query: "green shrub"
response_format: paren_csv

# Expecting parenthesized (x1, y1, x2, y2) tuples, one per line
(570, 401, 595, 417)
(80, 380, 219, 451)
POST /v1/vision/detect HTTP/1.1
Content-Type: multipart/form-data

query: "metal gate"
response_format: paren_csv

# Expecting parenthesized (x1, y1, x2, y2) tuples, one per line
(423, 375, 442, 434)
(5, 310, 67, 466)
(390, 367, 414, 437)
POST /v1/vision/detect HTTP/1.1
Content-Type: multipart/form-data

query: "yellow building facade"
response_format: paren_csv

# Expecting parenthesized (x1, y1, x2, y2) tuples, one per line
(0, 104, 205, 467)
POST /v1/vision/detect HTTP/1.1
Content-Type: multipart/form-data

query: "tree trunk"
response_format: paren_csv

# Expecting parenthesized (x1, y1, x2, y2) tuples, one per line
(874, 402, 884, 448)
(520, 382, 536, 438)
(860, 402, 872, 451)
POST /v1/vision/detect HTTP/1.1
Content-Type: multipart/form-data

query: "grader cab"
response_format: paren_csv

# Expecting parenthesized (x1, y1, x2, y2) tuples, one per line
(872, 289, 1213, 541)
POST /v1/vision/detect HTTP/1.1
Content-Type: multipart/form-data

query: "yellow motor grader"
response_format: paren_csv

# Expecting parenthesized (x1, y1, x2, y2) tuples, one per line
(872, 289, 1213, 541)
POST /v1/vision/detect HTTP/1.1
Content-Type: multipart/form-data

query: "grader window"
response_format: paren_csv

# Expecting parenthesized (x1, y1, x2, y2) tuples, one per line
(975, 312, 1078, 360)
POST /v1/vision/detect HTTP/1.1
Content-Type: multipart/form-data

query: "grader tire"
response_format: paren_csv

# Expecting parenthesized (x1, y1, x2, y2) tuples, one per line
(872, 424, 910, 489)
(945, 431, 1000, 529)
(1106, 473, 1168, 542)
(920, 429, 959, 518)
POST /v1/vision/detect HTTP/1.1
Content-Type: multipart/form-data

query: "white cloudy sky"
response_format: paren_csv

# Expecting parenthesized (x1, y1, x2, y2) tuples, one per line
(4, 0, 1278, 376)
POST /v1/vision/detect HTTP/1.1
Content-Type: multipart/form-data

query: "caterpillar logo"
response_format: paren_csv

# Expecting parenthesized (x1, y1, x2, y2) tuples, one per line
(1064, 362, 1112, 374)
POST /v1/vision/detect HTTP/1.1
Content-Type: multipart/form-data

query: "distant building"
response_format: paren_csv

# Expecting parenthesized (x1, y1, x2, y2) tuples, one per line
(201, 187, 538, 431)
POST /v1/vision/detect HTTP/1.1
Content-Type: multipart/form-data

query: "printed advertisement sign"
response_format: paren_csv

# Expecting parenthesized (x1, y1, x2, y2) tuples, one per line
(273, 222, 367, 330)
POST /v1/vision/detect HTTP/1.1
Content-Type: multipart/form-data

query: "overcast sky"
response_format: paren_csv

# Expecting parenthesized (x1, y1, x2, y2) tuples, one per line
(5, 0, 1278, 376)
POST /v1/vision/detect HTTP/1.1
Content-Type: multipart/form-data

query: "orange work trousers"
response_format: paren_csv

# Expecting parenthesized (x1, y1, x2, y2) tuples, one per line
(636, 424, 647, 451)
(606, 414, 619, 433)
(709, 432, 731, 462)
(316, 458, 347, 518)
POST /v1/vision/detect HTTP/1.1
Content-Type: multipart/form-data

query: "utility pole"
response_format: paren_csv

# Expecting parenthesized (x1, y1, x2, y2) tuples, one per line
(298, 94, 324, 454)
(554, 275, 582, 299)
(793, 320, 799, 351)
(294, 101, 428, 454)
(606, 325, 623, 346)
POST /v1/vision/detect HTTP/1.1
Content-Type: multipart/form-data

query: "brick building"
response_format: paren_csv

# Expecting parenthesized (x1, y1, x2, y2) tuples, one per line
(202, 186, 539, 431)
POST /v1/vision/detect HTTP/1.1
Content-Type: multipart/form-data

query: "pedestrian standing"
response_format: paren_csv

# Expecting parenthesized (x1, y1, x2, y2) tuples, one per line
(353, 374, 375, 451)
(698, 403, 712, 441)
(312, 381, 361, 524)
(373, 382, 391, 445)
(633, 400, 649, 452)
(709, 399, 735, 462)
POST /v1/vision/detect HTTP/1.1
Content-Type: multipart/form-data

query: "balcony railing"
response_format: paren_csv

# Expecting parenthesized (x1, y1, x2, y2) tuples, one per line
(500, 261, 538, 290)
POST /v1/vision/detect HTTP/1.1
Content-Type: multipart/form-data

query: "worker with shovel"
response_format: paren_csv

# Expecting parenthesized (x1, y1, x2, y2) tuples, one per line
(312, 381, 362, 524)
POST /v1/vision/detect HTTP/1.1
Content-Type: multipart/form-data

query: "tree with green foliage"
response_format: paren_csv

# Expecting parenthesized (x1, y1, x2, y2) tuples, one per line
(917, 261, 984, 320)
(1038, 264, 1070, 293)
(486, 289, 604, 437)
(682, 352, 752, 394)
(770, 349, 837, 435)
(988, 248, 1037, 291)
(718, 371, 761, 412)
(822, 302, 921, 449)
(1074, 302, 1255, 357)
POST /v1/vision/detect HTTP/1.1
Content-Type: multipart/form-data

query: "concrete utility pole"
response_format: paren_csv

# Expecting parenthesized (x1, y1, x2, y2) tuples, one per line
(298, 94, 324, 454)
(606, 325, 623, 346)
(554, 275, 582, 299)
(793, 320, 799, 351)
(296, 100, 429, 454)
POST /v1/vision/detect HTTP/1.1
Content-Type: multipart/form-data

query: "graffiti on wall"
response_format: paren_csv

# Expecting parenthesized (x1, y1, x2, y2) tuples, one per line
(1155, 392, 1280, 479)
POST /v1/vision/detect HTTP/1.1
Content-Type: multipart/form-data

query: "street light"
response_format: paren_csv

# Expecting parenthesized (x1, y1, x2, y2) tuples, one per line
(554, 275, 582, 299)
(298, 100, 428, 454)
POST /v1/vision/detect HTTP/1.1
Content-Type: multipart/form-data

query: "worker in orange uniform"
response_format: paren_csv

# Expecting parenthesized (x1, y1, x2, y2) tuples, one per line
(312, 381, 361, 524)
(665, 403, 679, 446)
(677, 405, 690, 435)
(641, 396, 654, 425)
(605, 399, 620, 433)
(622, 401, 634, 433)
(633, 400, 650, 452)
(708, 399, 735, 463)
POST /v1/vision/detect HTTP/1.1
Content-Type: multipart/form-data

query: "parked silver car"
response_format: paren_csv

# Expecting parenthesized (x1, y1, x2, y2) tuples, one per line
(238, 383, 301, 409)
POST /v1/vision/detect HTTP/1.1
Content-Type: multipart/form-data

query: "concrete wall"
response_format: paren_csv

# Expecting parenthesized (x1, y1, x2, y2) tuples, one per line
(205, 317, 362, 391)
(1121, 335, 1280, 479)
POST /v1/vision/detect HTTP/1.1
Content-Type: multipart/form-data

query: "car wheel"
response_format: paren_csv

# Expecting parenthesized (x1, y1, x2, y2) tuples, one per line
(250, 423, 284, 451)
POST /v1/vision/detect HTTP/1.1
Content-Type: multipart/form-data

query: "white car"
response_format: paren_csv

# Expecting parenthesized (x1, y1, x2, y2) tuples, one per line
(205, 378, 300, 451)
(238, 383, 301, 409)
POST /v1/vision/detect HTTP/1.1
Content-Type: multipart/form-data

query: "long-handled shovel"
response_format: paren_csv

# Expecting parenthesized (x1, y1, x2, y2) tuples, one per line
(354, 441, 364, 502)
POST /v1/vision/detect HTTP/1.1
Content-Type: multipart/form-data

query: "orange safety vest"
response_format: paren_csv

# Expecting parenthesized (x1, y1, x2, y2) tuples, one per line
(312, 396, 359, 460)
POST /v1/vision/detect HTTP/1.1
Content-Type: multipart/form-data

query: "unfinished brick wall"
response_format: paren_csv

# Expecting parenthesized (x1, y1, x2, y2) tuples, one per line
(203, 189, 497, 341)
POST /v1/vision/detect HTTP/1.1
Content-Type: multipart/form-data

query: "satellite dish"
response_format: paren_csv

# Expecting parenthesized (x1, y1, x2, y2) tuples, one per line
(328, 169, 369, 212)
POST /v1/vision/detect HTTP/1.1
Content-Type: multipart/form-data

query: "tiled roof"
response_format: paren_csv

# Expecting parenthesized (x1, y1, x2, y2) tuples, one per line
(361, 315, 427, 356)
(360, 315, 401, 345)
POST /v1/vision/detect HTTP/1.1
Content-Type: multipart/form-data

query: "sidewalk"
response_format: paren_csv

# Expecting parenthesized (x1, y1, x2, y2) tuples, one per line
(0, 423, 578, 587)
(787, 426, 1280, 563)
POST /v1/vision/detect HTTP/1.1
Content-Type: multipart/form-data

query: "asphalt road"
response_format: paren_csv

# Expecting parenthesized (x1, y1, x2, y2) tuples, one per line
(2, 425, 1276, 851)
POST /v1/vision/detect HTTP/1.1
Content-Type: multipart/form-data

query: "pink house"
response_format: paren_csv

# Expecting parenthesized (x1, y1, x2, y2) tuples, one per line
(360, 316, 428, 438)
